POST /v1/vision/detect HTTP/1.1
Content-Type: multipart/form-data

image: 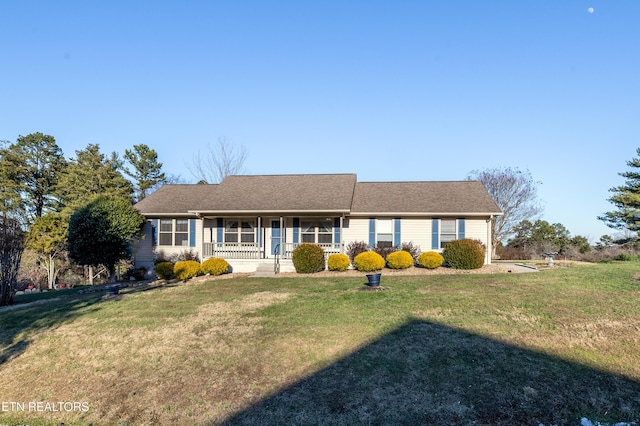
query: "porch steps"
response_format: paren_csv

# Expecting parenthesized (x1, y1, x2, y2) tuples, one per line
(251, 263, 277, 278)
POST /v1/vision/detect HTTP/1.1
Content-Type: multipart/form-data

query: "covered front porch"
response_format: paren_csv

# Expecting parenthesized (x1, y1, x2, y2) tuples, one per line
(200, 215, 345, 260)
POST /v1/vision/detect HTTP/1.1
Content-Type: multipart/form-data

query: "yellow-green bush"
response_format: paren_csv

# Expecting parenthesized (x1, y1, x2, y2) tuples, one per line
(418, 251, 444, 269)
(174, 260, 202, 281)
(443, 239, 485, 270)
(353, 251, 385, 272)
(201, 257, 230, 276)
(386, 250, 414, 269)
(327, 253, 350, 271)
(292, 243, 326, 273)
(154, 261, 174, 280)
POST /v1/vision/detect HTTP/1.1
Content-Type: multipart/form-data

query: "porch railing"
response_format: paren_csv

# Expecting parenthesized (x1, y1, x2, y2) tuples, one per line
(203, 242, 343, 259)
(203, 242, 261, 259)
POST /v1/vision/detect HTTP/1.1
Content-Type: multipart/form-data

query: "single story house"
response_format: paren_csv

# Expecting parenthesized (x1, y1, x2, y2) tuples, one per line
(133, 174, 502, 273)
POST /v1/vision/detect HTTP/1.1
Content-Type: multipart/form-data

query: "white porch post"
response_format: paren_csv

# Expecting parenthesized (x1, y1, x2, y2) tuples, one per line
(340, 216, 344, 253)
(279, 216, 284, 255)
(257, 216, 262, 258)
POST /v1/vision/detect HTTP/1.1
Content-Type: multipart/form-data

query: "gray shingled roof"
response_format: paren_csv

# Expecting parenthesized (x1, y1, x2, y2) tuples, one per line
(350, 181, 501, 215)
(193, 174, 357, 213)
(134, 175, 502, 216)
(134, 184, 218, 215)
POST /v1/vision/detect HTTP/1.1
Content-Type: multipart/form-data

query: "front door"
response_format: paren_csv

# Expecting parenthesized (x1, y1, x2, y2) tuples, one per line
(271, 220, 281, 255)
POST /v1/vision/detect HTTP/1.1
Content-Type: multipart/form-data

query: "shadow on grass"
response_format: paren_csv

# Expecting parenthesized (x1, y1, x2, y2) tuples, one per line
(0, 293, 106, 367)
(220, 319, 640, 426)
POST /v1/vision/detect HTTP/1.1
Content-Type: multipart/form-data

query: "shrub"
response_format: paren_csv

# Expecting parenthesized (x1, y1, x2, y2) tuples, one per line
(372, 243, 395, 260)
(327, 253, 350, 271)
(175, 248, 200, 263)
(174, 260, 202, 281)
(292, 243, 325, 273)
(353, 251, 385, 272)
(417, 251, 444, 269)
(400, 241, 421, 261)
(154, 262, 174, 280)
(443, 239, 485, 270)
(615, 253, 638, 262)
(125, 267, 147, 281)
(201, 257, 230, 275)
(386, 250, 414, 269)
(346, 240, 370, 262)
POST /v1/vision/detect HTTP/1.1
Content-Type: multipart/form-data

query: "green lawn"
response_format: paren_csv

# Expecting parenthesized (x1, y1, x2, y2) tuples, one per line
(1, 262, 640, 425)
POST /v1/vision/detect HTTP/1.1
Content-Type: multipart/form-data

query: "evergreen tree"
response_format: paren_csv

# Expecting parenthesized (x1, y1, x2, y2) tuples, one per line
(9, 133, 66, 220)
(123, 144, 166, 201)
(56, 144, 134, 213)
(0, 141, 26, 305)
(599, 147, 640, 232)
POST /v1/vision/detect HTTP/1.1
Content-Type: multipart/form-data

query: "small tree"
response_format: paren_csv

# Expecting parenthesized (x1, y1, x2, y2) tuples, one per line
(25, 212, 69, 289)
(67, 196, 145, 282)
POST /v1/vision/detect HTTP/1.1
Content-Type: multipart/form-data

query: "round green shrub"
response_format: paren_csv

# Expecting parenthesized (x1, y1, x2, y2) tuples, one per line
(417, 251, 444, 269)
(201, 257, 230, 275)
(292, 243, 326, 273)
(353, 251, 385, 272)
(443, 239, 485, 270)
(386, 250, 414, 269)
(327, 253, 350, 271)
(154, 262, 174, 280)
(174, 260, 202, 281)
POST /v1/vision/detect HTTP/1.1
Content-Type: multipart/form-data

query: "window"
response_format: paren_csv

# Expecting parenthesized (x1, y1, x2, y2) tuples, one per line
(241, 220, 255, 243)
(376, 219, 393, 248)
(159, 219, 189, 246)
(159, 219, 173, 246)
(318, 220, 332, 244)
(301, 221, 315, 243)
(300, 219, 333, 244)
(440, 219, 456, 248)
(175, 219, 189, 246)
(225, 219, 255, 243)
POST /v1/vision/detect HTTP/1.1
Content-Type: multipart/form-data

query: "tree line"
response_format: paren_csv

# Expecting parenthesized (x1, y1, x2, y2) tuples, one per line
(0, 133, 248, 305)
(0, 133, 166, 305)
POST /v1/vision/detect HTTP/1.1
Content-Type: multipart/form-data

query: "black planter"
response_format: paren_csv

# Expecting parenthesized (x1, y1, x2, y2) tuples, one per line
(366, 273, 381, 287)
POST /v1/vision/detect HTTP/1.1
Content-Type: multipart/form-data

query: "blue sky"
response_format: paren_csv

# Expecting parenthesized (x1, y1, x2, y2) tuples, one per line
(2, 1, 639, 242)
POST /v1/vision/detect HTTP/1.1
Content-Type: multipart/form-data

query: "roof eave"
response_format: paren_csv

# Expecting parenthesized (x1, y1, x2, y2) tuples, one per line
(349, 211, 503, 216)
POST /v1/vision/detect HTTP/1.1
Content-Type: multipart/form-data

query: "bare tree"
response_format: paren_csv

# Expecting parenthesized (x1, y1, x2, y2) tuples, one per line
(467, 167, 543, 257)
(187, 137, 248, 183)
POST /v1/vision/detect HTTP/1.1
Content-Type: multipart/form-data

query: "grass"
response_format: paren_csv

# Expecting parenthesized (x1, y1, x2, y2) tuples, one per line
(1, 263, 640, 425)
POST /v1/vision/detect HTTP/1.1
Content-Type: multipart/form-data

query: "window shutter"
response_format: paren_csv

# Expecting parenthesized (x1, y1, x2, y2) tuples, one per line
(432, 219, 439, 249)
(394, 218, 401, 247)
(151, 219, 158, 246)
(216, 218, 223, 243)
(334, 218, 341, 249)
(369, 218, 376, 247)
(458, 219, 465, 240)
(189, 219, 196, 247)
(293, 218, 300, 244)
